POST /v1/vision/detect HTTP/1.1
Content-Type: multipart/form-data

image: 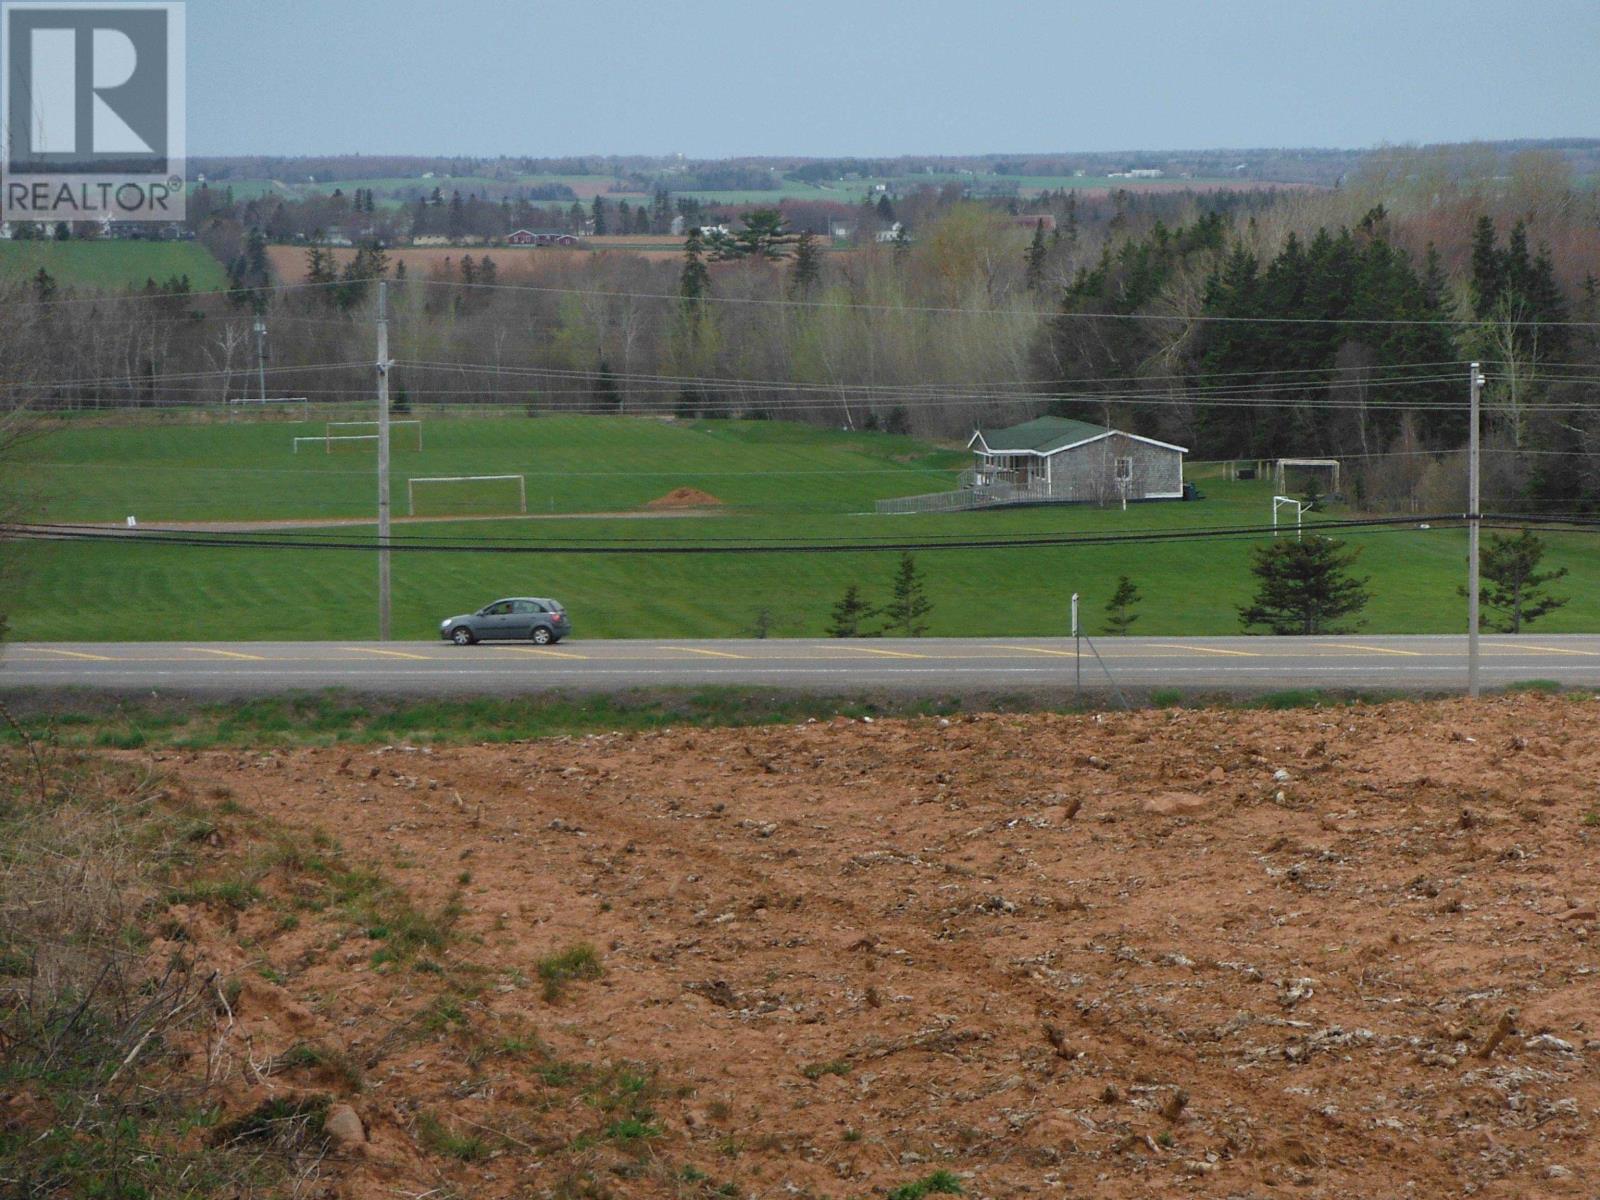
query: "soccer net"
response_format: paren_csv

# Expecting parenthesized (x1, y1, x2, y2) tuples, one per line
(327, 419, 423, 451)
(408, 474, 527, 516)
(1274, 458, 1341, 495)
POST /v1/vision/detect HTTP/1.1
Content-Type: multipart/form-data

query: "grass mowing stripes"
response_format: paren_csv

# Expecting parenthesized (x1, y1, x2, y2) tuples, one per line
(10, 413, 1600, 640)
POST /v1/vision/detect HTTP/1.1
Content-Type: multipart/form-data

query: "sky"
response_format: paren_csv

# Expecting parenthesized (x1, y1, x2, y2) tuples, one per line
(184, 0, 1600, 157)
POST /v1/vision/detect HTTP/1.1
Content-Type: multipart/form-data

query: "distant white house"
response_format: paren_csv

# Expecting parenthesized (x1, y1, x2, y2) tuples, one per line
(874, 221, 906, 244)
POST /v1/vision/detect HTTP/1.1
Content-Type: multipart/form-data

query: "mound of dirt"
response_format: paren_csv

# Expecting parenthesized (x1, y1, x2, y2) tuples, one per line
(645, 486, 724, 509)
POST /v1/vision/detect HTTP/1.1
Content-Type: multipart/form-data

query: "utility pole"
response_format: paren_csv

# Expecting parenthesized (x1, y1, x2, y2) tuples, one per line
(1467, 361, 1484, 698)
(376, 282, 392, 642)
(253, 318, 268, 403)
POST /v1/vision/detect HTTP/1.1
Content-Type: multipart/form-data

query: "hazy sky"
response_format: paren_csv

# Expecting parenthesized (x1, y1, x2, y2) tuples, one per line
(187, 0, 1599, 157)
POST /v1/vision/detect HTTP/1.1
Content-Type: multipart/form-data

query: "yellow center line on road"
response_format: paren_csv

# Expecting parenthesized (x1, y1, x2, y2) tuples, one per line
(1146, 643, 1259, 657)
(22, 648, 115, 661)
(1316, 643, 1423, 657)
(660, 647, 751, 660)
(990, 644, 1080, 658)
(828, 646, 929, 659)
(343, 647, 433, 661)
(1488, 642, 1600, 657)
(501, 646, 588, 660)
(186, 648, 267, 661)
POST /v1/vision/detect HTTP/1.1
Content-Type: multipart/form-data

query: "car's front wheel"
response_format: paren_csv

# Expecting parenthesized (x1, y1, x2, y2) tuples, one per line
(531, 626, 553, 645)
(450, 626, 476, 646)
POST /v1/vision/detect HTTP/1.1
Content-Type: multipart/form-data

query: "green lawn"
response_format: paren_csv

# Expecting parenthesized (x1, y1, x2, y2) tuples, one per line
(18, 416, 966, 522)
(7, 414, 1599, 642)
(0, 241, 229, 291)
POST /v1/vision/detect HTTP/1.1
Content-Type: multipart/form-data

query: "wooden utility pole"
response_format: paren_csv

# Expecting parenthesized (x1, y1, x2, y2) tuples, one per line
(376, 282, 392, 642)
(1467, 361, 1483, 698)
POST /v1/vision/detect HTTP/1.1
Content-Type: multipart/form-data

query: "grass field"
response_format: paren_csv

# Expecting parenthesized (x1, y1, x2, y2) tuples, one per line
(8, 413, 1600, 642)
(0, 240, 230, 291)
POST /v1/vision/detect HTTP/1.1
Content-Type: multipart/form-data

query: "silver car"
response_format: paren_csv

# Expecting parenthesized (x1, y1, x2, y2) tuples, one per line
(439, 597, 571, 645)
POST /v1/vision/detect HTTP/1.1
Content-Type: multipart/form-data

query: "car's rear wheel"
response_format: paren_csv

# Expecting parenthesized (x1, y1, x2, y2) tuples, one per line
(531, 626, 553, 645)
(450, 626, 476, 645)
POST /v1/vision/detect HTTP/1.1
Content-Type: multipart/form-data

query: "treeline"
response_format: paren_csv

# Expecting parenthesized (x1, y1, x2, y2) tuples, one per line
(8, 153, 1599, 513)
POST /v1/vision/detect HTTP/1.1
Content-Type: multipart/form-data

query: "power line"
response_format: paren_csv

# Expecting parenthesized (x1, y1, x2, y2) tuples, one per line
(4, 514, 1468, 556)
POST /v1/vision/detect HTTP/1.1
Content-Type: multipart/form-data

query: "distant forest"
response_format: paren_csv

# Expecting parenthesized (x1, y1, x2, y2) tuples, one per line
(5, 142, 1599, 514)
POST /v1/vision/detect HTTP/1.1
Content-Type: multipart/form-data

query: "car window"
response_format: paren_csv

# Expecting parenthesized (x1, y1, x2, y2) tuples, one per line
(487, 602, 513, 615)
(514, 600, 540, 614)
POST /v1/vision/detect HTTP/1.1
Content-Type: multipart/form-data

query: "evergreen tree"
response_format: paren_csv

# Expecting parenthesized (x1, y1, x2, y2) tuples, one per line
(826, 584, 878, 638)
(1103, 576, 1142, 635)
(447, 191, 465, 239)
(478, 255, 498, 286)
(245, 227, 269, 281)
(1239, 537, 1370, 635)
(305, 245, 336, 287)
(880, 553, 932, 637)
(1024, 219, 1048, 291)
(591, 195, 608, 236)
(875, 194, 895, 223)
(680, 227, 710, 304)
(710, 209, 796, 261)
(1464, 529, 1569, 632)
(32, 267, 56, 303)
(790, 229, 821, 296)
(592, 358, 622, 411)
(1301, 475, 1324, 512)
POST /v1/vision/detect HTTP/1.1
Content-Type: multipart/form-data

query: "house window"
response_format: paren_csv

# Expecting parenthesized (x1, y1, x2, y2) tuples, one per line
(1115, 457, 1133, 481)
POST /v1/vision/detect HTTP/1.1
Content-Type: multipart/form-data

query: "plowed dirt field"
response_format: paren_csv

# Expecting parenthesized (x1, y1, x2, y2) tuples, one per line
(144, 694, 1600, 1198)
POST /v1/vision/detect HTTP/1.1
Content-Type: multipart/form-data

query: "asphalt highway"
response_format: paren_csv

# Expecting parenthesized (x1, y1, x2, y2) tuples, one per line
(3, 635, 1599, 696)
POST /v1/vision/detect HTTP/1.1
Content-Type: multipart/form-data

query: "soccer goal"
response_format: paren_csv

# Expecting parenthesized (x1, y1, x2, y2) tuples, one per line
(1274, 458, 1341, 495)
(294, 434, 379, 454)
(408, 474, 527, 516)
(327, 419, 423, 451)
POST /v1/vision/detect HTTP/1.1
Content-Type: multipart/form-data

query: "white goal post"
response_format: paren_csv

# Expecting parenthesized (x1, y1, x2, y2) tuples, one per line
(1274, 458, 1341, 494)
(327, 419, 423, 450)
(294, 434, 379, 454)
(407, 474, 527, 516)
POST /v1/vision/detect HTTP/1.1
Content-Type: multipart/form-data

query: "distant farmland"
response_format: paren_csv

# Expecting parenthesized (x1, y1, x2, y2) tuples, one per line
(0, 240, 230, 291)
(208, 170, 1300, 213)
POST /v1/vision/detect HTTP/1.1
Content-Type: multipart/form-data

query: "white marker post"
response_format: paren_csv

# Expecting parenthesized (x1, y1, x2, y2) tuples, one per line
(1072, 592, 1081, 697)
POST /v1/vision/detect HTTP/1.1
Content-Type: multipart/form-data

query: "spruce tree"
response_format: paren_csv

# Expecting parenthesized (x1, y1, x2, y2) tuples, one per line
(1469, 214, 1501, 318)
(826, 584, 877, 638)
(591, 195, 608, 236)
(1465, 529, 1569, 632)
(1239, 537, 1370, 635)
(1025, 219, 1048, 291)
(680, 227, 710, 304)
(880, 553, 932, 637)
(790, 230, 821, 296)
(1103, 576, 1142, 635)
(592, 359, 622, 411)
